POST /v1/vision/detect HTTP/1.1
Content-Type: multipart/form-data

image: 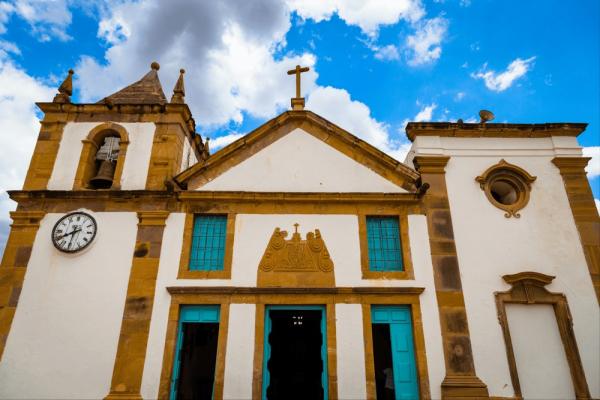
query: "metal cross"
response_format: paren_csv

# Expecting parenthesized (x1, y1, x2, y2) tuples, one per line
(293, 223, 300, 233)
(287, 65, 310, 98)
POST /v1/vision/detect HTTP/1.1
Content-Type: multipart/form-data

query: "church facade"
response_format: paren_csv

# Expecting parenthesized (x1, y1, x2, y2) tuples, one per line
(0, 63, 598, 400)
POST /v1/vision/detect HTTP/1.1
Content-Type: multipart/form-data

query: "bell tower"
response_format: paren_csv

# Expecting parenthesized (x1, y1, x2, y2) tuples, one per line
(23, 62, 208, 192)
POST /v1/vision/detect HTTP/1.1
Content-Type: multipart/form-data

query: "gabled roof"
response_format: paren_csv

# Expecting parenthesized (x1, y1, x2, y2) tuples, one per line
(98, 62, 167, 105)
(175, 110, 420, 192)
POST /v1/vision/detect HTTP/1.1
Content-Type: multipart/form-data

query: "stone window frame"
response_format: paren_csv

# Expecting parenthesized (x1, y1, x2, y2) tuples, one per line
(177, 213, 235, 279)
(358, 213, 414, 280)
(73, 122, 130, 190)
(494, 271, 590, 398)
(476, 159, 536, 218)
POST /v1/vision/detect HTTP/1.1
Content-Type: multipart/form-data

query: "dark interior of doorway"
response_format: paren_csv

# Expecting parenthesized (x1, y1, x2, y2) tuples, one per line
(266, 309, 324, 400)
(372, 323, 397, 400)
(177, 322, 219, 400)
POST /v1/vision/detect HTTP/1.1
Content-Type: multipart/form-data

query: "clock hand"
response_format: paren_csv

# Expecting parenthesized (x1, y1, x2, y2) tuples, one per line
(57, 227, 81, 240)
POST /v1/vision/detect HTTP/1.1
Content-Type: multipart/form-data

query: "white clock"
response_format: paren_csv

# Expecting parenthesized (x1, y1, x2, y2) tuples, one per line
(52, 212, 97, 253)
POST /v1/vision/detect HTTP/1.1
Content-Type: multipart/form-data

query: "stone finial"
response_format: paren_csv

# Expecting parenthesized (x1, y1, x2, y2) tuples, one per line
(53, 69, 74, 103)
(151, 61, 160, 70)
(170, 68, 186, 104)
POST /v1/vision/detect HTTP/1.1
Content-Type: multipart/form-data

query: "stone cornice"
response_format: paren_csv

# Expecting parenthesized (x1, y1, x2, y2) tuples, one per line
(406, 122, 587, 142)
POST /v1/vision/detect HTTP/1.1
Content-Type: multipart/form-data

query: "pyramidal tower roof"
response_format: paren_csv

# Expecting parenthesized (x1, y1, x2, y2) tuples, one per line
(99, 61, 167, 105)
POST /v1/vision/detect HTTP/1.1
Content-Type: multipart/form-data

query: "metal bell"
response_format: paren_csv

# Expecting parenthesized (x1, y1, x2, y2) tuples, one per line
(90, 160, 115, 188)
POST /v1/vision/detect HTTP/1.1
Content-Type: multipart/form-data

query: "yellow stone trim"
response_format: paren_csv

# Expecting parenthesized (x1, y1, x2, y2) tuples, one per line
(137, 211, 170, 226)
(105, 212, 169, 400)
(0, 210, 45, 360)
(177, 213, 235, 280)
(358, 213, 415, 280)
(552, 156, 600, 304)
(176, 111, 419, 192)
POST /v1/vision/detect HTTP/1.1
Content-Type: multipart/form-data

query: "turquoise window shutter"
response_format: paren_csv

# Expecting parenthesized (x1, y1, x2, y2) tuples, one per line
(189, 215, 227, 271)
(366, 216, 403, 271)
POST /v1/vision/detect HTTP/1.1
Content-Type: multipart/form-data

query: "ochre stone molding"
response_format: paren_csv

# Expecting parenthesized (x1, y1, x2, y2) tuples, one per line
(0, 211, 45, 360)
(358, 213, 414, 280)
(175, 110, 420, 192)
(495, 272, 591, 399)
(406, 121, 587, 141)
(22, 121, 66, 190)
(257, 224, 335, 287)
(476, 159, 537, 218)
(552, 157, 600, 303)
(177, 213, 235, 279)
(105, 211, 169, 400)
(413, 155, 489, 398)
(73, 122, 130, 190)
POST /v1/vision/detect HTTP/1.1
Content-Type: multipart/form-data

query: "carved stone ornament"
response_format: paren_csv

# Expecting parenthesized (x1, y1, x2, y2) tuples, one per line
(258, 224, 335, 287)
(476, 159, 536, 218)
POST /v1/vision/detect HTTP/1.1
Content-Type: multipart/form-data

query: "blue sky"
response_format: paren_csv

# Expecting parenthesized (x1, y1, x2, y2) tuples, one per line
(0, 0, 598, 249)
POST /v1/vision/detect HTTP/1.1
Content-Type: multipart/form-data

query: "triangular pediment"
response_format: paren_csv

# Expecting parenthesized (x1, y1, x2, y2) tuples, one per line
(175, 111, 419, 193)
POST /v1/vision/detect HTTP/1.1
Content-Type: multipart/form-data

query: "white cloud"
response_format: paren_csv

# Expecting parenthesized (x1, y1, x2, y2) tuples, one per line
(414, 103, 437, 121)
(209, 132, 244, 150)
(7, 0, 72, 41)
(471, 57, 536, 92)
(77, 0, 319, 128)
(405, 17, 448, 66)
(373, 44, 400, 61)
(286, 0, 424, 36)
(454, 91, 465, 101)
(582, 146, 600, 178)
(0, 59, 55, 251)
(595, 199, 600, 215)
(0, 1, 14, 34)
(0, 39, 19, 59)
(306, 86, 411, 161)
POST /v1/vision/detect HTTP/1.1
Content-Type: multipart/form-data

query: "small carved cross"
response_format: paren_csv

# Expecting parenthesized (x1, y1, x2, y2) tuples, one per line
(287, 65, 310, 98)
(293, 223, 300, 233)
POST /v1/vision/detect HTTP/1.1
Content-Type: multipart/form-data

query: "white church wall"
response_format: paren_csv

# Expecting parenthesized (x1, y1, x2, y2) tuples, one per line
(411, 136, 599, 397)
(180, 136, 191, 172)
(142, 213, 444, 398)
(222, 304, 256, 400)
(47, 121, 155, 190)
(0, 211, 137, 399)
(196, 128, 407, 193)
(335, 303, 367, 399)
(506, 304, 575, 399)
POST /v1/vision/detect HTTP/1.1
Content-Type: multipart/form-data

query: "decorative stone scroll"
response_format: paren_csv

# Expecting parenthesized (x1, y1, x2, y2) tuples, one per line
(476, 159, 536, 218)
(258, 224, 335, 287)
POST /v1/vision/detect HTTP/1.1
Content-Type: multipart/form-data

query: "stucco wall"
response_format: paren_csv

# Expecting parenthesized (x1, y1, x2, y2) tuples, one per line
(506, 304, 575, 399)
(141, 213, 444, 399)
(0, 211, 137, 399)
(47, 121, 155, 190)
(196, 128, 407, 192)
(411, 135, 600, 397)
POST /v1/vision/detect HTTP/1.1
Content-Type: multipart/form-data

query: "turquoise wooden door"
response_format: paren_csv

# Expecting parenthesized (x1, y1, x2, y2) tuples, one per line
(261, 305, 328, 400)
(372, 305, 419, 400)
(170, 305, 220, 400)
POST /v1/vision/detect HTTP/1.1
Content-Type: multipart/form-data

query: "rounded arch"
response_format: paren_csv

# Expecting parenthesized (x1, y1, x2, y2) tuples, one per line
(73, 122, 130, 190)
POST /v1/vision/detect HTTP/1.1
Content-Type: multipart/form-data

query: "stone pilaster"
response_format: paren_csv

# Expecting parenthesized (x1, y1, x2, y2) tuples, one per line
(0, 210, 45, 359)
(552, 157, 600, 304)
(413, 156, 489, 399)
(105, 211, 169, 400)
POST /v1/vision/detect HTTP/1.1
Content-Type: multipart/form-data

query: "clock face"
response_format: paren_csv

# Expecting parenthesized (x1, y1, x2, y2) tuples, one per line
(52, 212, 97, 253)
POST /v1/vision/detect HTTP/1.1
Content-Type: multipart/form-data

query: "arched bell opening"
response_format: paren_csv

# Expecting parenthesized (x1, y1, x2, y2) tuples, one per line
(73, 123, 129, 190)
